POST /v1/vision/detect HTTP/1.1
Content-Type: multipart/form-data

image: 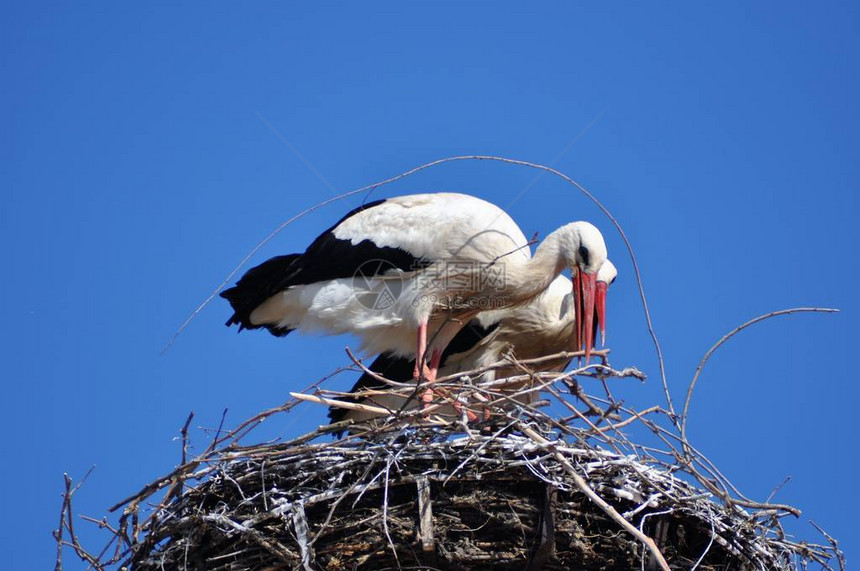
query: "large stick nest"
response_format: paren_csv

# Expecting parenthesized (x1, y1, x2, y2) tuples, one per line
(56, 351, 843, 570)
(131, 433, 802, 570)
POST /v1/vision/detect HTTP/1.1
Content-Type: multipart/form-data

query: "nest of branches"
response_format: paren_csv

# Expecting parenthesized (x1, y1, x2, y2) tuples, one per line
(56, 349, 843, 571)
(55, 158, 843, 569)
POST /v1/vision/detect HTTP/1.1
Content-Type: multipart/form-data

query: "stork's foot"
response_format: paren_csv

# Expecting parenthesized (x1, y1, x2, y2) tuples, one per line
(419, 387, 480, 423)
(471, 393, 493, 422)
(412, 354, 438, 384)
(413, 365, 433, 383)
(451, 397, 480, 423)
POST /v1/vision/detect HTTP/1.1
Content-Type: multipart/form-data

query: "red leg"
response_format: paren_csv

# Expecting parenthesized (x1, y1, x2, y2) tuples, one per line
(420, 348, 444, 407)
(415, 321, 480, 423)
(427, 348, 442, 381)
(425, 348, 481, 422)
(414, 321, 440, 410)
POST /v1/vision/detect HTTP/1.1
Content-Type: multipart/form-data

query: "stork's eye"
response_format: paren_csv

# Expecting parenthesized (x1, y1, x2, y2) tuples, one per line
(609, 276, 617, 285)
(578, 246, 590, 265)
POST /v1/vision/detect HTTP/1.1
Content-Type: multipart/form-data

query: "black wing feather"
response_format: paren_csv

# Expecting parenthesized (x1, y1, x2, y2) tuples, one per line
(221, 199, 431, 334)
(220, 254, 302, 335)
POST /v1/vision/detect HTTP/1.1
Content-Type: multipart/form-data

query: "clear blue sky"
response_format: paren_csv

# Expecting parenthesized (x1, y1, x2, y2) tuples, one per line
(3, 2, 857, 567)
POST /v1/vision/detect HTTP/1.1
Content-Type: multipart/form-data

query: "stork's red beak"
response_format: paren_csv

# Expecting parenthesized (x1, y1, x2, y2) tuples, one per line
(596, 281, 608, 346)
(573, 269, 598, 362)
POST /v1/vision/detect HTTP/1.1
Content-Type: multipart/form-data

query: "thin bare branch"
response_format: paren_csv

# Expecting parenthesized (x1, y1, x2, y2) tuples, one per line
(681, 307, 839, 444)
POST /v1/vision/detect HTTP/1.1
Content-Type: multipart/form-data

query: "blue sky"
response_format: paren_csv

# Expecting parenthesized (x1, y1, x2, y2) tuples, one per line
(2, 2, 857, 567)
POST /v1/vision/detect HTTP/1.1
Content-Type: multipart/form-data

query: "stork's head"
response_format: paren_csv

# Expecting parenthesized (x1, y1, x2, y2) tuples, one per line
(561, 222, 608, 361)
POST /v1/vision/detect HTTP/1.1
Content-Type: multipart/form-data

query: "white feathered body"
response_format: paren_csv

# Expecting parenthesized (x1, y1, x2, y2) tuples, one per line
(335, 276, 578, 425)
(332, 258, 618, 427)
(444, 275, 579, 378)
(244, 193, 531, 356)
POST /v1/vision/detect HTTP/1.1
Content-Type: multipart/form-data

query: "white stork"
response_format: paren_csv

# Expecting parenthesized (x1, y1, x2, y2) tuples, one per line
(221, 193, 609, 385)
(328, 260, 618, 428)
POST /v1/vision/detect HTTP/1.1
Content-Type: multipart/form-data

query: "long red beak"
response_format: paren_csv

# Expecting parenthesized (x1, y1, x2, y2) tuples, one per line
(573, 269, 598, 362)
(596, 281, 608, 346)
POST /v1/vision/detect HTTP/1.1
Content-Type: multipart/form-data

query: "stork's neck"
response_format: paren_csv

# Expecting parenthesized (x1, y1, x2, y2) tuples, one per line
(500, 228, 568, 304)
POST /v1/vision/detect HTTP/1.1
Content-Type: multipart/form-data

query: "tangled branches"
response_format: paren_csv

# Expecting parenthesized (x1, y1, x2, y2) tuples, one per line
(55, 348, 843, 570)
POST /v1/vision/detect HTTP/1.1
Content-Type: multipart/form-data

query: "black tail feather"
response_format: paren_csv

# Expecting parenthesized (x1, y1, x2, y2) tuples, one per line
(220, 254, 302, 334)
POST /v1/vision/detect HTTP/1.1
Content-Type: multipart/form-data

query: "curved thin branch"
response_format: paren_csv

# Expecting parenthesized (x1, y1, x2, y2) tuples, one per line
(162, 191, 368, 353)
(165, 156, 668, 419)
(680, 307, 839, 443)
(450, 156, 675, 420)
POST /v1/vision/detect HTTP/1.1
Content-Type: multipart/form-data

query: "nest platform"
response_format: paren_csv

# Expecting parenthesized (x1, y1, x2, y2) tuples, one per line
(132, 431, 806, 570)
(56, 352, 843, 570)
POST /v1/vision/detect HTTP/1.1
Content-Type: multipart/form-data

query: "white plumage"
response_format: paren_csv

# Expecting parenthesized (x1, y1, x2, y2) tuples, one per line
(329, 260, 618, 427)
(245, 194, 530, 356)
(222, 192, 609, 383)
